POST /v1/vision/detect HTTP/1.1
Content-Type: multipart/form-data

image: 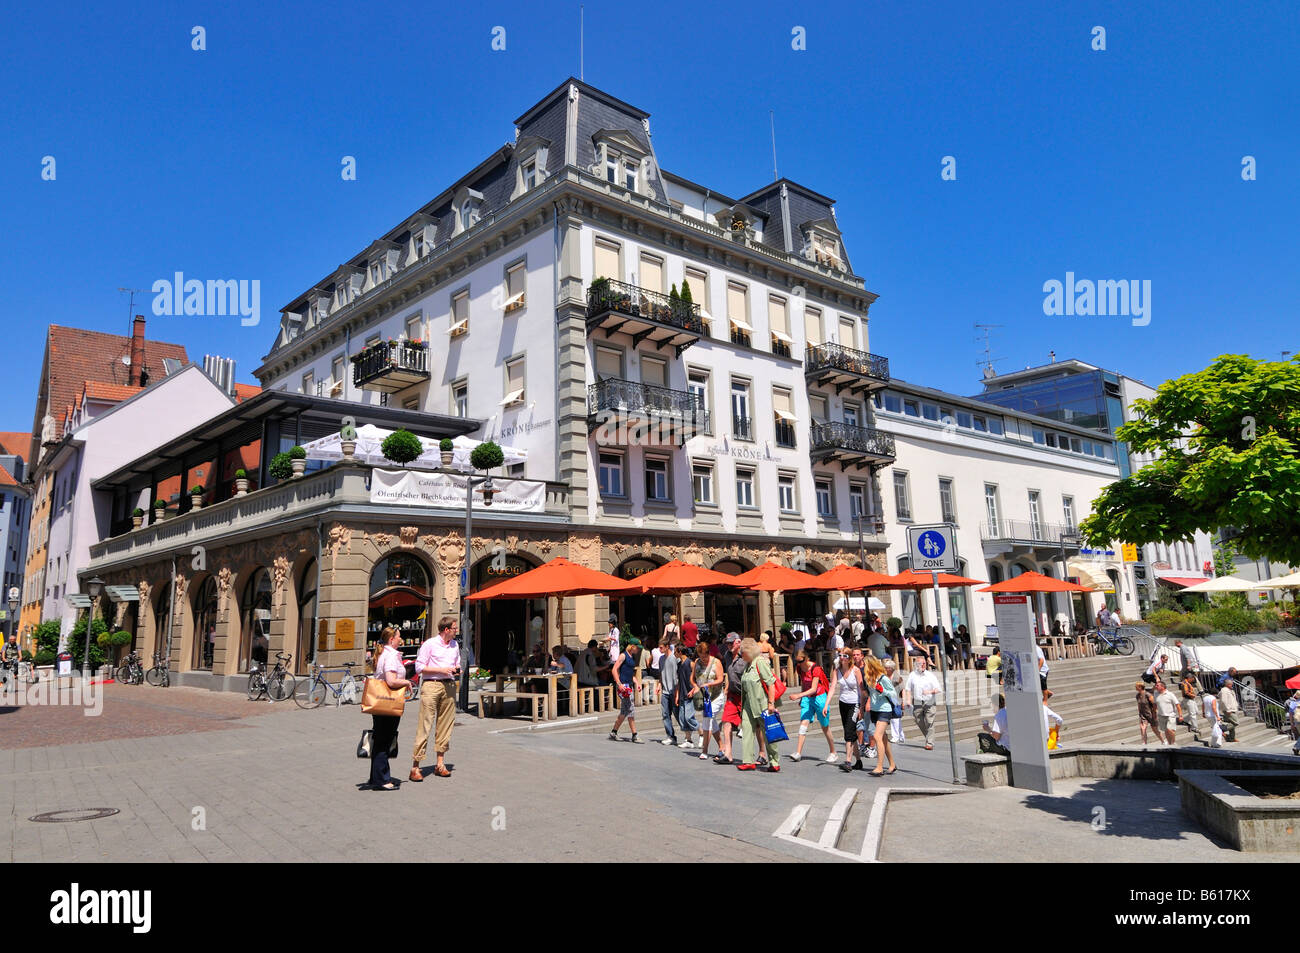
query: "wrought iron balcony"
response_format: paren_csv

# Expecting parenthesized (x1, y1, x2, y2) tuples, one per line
(587, 377, 708, 446)
(809, 421, 896, 470)
(805, 343, 890, 396)
(586, 279, 705, 355)
(350, 341, 430, 394)
(732, 415, 753, 441)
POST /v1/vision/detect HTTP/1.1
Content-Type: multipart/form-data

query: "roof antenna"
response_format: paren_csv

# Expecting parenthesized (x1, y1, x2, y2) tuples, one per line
(974, 323, 1005, 379)
(579, 5, 584, 80)
(769, 110, 779, 181)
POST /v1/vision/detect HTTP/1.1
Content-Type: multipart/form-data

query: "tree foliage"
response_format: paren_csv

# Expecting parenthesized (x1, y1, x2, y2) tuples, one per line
(1079, 354, 1300, 565)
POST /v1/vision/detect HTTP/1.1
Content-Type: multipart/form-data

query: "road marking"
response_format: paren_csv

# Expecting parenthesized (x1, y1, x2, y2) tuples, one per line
(773, 785, 960, 862)
(773, 803, 810, 838)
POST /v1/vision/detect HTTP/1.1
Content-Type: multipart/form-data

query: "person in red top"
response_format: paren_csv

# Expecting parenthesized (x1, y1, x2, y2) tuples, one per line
(681, 615, 699, 648)
(788, 651, 838, 763)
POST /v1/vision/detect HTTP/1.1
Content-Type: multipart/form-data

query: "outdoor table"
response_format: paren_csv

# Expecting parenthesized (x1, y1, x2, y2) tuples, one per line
(494, 671, 576, 720)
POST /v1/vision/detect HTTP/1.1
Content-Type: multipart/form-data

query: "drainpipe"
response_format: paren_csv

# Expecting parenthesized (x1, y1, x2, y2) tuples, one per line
(167, 553, 177, 677)
(311, 516, 324, 667)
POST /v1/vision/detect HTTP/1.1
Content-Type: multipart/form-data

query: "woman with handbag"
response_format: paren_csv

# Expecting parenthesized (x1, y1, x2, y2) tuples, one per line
(365, 627, 410, 791)
(863, 656, 899, 776)
(736, 638, 781, 773)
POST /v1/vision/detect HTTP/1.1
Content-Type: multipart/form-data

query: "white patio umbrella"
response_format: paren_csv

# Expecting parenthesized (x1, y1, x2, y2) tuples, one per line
(1178, 575, 1261, 594)
(1257, 570, 1300, 589)
(301, 425, 527, 471)
(833, 596, 887, 612)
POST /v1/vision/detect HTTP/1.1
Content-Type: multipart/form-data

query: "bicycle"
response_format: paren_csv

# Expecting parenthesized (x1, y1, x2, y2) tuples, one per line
(145, 651, 171, 687)
(295, 661, 361, 709)
(1090, 626, 1134, 656)
(118, 650, 145, 685)
(247, 652, 296, 702)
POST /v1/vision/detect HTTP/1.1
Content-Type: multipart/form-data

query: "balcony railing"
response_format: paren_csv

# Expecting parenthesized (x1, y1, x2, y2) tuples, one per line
(809, 421, 896, 469)
(732, 415, 753, 441)
(587, 378, 708, 445)
(351, 341, 430, 394)
(980, 520, 1079, 546)
(730, 327, 752, 348)
(586, 279, 705, 355)
(805, 342, 890, 395)
(774, 418, 796, 447)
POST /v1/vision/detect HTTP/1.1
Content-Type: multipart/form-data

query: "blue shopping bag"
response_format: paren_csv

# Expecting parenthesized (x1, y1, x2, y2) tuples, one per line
(761, 710, 789, 743)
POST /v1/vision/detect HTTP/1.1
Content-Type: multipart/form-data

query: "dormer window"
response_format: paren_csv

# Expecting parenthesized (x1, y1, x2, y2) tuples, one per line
(511, 137, 551, 199)
(370, 260, 384, 286)
(592, 129, 649, 196)
(801, 220, 845, 270)
(522, 158, 538, 190)
(452, 187, 485, 235)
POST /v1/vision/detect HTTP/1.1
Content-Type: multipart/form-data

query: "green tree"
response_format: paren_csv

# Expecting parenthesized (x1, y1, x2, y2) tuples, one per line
(1079, 354, 1300, 566)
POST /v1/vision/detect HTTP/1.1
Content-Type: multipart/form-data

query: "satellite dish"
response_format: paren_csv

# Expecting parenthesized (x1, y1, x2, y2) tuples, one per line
(122, 355, 131, 365)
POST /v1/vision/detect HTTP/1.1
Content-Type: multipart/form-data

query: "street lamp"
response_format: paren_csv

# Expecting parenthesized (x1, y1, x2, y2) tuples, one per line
(457, 475, 493, 713)
(1059, 532, 1082, 634)
(7, 590, 18, 644)
(83, 576, 104, 676)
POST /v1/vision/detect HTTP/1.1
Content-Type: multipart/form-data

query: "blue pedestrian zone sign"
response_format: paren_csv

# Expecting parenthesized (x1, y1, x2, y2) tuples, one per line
(907, 524, 958, 572)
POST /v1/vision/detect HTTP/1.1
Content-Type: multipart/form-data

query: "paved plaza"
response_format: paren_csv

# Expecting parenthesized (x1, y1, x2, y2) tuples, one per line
(1, 683, 1293, 862)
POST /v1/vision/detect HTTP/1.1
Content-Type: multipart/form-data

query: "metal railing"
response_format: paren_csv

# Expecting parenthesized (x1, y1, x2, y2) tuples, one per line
(350, 340, 429, 387)
(980, 519, 1077, 545)
(809, 421, 896, 459)
(588, 377, 706, 425)
(732, 415, 753, 440)
(774, 418, 796, 447)
(805, 342, 891, 383)
(585, 279, 705, 335)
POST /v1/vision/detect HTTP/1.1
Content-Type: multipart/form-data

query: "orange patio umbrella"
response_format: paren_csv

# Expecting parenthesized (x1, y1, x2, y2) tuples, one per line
(466, 556, 641, 636)
(878, 570, 987, 590)
(814, 563, 896, 591)
(727, 561, 826, 637)
(977, 571, 1094, 593)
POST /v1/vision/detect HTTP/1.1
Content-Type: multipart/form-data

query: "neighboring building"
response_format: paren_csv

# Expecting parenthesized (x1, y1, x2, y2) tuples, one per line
(0, 432, 32, 641)
(873, 380, 1136, 641)
(974, 358, 1215, 614)
(18, 317, 189, 644)
(83, 77, 897, 689)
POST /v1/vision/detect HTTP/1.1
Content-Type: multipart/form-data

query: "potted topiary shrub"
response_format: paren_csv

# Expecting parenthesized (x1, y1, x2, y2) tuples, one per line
(288, 445, 308, 478)
(97, 629, 133, 668)
(381, 429, 423, 467)
(190, 485, 205, 510)
(469, 440, 504, 472)
(439, 438, 454, 467)
(131, 507, 144, 530)
(153, 499, 168, 521)
(269, 451, 294, 482)
(340, 419, 358, 459)
(234, 469, 249, 496)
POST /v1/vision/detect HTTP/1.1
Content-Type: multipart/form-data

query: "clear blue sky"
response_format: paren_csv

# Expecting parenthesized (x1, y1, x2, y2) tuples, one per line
(3, 0, 1296, 432)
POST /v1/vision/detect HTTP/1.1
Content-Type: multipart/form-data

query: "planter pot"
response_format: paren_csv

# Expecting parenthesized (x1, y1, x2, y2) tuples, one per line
(290, 458, 306, 478)
(235, 478, 249, 496)
(154, 509, 167, 522)
(191, 495, 203, 510)
(440, 450, 454, 467)
(341, 440, 357, 460)
(132, 515, 143, 530)
(469, 679, 488, 693)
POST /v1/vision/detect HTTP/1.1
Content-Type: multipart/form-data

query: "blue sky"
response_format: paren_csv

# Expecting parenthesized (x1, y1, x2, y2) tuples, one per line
(2, 0, 1296, 431)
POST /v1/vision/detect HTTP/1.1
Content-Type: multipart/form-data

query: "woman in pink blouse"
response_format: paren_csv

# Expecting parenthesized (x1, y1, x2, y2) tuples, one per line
(368, 627, 411, 791)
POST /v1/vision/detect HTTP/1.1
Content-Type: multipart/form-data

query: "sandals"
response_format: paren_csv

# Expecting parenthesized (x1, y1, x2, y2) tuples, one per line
(712, 755, 733, 765)
(432, 765, 451, 778)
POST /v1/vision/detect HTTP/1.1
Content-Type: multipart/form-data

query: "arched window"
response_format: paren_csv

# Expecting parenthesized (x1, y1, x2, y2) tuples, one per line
(241, 569, 272, 673)
(297, 559, 318, 673)
(369, 554, 433, 656)
(193, 577, 219, 671)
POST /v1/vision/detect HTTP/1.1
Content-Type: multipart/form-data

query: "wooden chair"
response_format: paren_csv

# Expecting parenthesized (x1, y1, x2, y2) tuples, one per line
(593, 684, 615, 711)
(477, 691, 547, 723)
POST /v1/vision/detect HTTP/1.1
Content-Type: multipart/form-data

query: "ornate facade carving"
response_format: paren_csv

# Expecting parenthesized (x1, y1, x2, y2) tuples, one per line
(567, 533, 600, 569)
(272, 555, 292, 609)
(216, 567, 234, 620)
(327, 524, 353, 574)
(137, 579, 152, 607)
(398, 526, 419, 547)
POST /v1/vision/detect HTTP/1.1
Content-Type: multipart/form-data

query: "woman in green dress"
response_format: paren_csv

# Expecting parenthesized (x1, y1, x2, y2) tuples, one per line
(737, 637, 780, 772)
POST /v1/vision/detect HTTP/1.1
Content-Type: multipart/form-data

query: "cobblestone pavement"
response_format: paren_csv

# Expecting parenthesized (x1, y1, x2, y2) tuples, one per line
(0, 690, 799, 863)
(0, 681, 279, 750)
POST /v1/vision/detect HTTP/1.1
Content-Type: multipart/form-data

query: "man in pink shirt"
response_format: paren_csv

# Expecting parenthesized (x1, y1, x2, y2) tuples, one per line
(410, 617, 461, 781)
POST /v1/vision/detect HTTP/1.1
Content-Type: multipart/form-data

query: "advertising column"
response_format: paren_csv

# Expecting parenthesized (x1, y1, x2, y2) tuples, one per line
(992, 593, 1052, 794)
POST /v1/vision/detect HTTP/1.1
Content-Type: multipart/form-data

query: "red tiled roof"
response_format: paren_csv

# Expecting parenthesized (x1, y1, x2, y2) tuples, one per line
(233, 383, 262, 403)
(0, 467, 18, 488)
(82, 381, 148, 403)
(41, 325, 188, 444)
(0, 432, 30, 458)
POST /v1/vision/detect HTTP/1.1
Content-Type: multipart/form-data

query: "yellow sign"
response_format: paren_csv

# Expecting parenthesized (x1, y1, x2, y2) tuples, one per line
(1121, 543, 1139, 563)
(335, 618, 356, 650)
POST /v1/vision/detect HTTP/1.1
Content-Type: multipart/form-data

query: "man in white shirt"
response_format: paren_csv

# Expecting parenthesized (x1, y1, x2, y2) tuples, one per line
(850, 613, 865, 643)
(1153, 681, 1183, 745)
(902, 657, 943, 750)
(604, 616, 621, 665)
(1036, 643, 1049, 690)
(1042, 690, 1064, 745)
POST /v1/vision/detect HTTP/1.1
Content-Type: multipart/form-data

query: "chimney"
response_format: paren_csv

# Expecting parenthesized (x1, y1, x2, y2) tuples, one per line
(129, 315, 146, 386)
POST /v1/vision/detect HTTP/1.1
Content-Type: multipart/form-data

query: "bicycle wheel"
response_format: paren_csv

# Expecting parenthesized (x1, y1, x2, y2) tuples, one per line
(1114, 636, 1135, 656)
(296, 677, 327, 709)
(146, 666, 164, 687)
(246, 672, 265, 700)
(268, 672, 296, 702)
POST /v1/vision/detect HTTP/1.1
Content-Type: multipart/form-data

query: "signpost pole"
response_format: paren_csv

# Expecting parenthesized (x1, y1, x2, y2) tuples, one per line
(932, 569, 961, 784)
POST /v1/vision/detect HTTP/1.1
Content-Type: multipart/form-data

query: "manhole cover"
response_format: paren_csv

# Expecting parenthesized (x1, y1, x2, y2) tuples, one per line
(29, 808, 120, 823)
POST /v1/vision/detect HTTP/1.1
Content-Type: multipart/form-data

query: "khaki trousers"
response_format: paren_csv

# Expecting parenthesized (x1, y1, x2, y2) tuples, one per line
(413, 679, 456, 761)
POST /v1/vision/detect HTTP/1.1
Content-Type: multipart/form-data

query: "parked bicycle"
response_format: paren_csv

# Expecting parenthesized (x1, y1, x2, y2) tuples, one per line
(145, 650, 171, 687)
(1090, 626, 1135, 656)
(118, 650, 145, 685)
(295, 661, 361, 709)
(247, 652, 295, 702)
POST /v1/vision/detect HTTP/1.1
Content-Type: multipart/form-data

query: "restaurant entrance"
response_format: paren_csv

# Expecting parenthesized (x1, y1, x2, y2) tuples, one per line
(470, 554, 543, 674)
(704, 560, 758, 639)
(611, 557, 671, 646)
(368, 554, 434, 662)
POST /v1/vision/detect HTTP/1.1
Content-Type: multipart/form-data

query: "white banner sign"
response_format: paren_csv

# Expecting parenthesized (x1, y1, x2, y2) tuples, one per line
(371, 469, 546, 513)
